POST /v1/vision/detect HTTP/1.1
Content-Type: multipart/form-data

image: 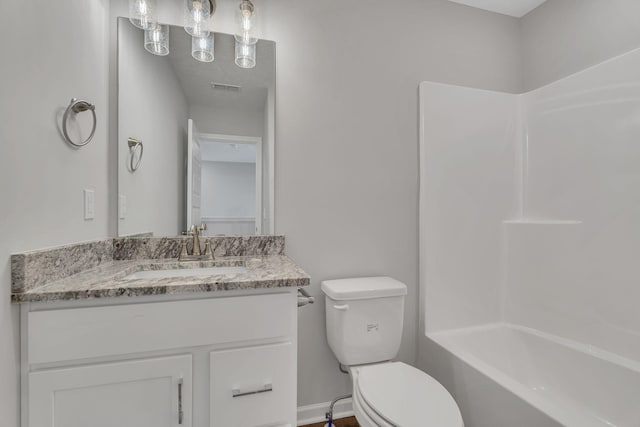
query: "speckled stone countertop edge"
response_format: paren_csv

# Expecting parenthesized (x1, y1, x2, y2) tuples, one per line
(12, 255, 310, 303)
(11, 235, 286, 294)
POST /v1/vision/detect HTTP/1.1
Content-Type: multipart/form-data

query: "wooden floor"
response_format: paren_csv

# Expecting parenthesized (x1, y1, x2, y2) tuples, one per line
(300, 416, 360, 427)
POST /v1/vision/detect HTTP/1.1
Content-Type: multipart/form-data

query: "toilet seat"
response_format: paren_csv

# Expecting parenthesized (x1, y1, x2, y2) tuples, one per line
(352, 362, 463, 427)
(353, 376, 394, 427)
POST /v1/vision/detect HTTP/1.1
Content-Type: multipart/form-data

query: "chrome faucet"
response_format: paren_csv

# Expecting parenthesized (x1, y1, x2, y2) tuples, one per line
(179, 224, 214, 261)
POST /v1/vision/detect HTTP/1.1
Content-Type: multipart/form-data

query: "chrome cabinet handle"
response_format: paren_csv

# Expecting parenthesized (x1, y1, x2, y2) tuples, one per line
(232, 383, 273, 398)
(178, 378, 184, 425)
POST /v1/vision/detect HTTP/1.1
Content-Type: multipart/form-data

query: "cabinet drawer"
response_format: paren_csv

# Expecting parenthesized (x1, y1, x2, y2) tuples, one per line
(28, 292, 295, 364)
(210, 343, 296, 427)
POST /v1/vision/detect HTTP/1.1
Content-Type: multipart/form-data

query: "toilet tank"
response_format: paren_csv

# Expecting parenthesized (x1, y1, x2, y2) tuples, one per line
(321, 277, 407, 366)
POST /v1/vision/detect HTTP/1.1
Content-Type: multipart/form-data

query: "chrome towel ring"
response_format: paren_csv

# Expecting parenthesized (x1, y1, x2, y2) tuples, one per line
(128, 137, 144, 171)
(62, 98, 97, 147)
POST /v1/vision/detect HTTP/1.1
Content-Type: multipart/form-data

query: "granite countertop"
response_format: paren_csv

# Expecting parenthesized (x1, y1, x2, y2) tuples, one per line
(12, 255, 310, 303)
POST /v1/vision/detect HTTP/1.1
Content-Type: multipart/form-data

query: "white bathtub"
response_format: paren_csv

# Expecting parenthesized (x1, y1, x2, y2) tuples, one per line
(419, 324, 640, 427)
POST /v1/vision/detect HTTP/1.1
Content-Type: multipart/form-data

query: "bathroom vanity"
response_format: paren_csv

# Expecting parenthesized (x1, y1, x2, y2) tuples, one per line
(12, 236, 309, 427)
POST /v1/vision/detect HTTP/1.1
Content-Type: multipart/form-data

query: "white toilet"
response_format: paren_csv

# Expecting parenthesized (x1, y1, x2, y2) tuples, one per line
(321, 277, 463, 427)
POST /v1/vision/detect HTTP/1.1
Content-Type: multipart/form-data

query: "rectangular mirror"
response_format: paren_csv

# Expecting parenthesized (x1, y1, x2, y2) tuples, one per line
(117, 17, 275, 237)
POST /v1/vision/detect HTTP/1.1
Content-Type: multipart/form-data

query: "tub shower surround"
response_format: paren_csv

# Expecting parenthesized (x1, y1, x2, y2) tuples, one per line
(11, 235, 309, 303)
(418, 48, 640, 427)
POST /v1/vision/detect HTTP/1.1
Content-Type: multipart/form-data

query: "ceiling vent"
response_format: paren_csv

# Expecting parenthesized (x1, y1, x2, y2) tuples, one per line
(211, 82, 241, 91)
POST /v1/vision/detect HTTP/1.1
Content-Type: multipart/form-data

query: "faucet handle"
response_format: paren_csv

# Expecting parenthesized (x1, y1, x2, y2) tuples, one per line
(178, 241, 190, 260)
(203, 241, 214, 259)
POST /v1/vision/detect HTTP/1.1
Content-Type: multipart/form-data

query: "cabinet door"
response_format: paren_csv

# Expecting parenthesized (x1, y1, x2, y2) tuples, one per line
(210, 343, 296, 427)
(28, 355, 192, 427)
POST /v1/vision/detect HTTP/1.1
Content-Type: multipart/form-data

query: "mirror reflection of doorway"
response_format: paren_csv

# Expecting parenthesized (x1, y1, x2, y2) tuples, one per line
(189, 129, 262, 236)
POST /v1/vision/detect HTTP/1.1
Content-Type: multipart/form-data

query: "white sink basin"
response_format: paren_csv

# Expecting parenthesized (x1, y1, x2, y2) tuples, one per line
(125, 266, 247, 280)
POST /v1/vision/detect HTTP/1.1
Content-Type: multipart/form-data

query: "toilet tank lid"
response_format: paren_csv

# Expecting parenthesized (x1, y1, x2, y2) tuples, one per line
(321, 277, 407, 300)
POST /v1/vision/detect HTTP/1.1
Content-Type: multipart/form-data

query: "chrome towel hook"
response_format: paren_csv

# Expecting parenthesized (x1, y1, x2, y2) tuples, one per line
(62, 98, 97, 147)
(128, 137, 144, 172)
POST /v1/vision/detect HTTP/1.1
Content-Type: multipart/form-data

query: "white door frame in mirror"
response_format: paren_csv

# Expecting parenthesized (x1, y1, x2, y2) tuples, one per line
(199, 133, 265, 235)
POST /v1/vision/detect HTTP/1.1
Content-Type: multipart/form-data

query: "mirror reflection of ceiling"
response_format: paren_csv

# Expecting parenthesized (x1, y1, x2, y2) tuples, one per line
(167, 27, 275, 114)
(201, 141, 257, 163)
(446, 0, 548, 17)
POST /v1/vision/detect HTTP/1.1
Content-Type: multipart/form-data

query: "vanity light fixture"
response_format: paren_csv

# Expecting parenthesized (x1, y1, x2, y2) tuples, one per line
(234, 0, 258, 69)
(129, 0, 157, 29)
(192, 34, 214, 63)
(144, 23, 170, 56)
(184, 0, 215, 38)
(131, 0, 260, 69)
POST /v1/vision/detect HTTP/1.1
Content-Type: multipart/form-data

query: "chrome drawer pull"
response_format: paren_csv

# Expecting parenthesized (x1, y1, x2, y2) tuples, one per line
(232, 383, 273, 398)
(178, 378, 184, 425)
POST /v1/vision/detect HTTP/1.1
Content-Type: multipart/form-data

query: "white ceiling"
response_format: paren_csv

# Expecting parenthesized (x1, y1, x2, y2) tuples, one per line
(446, 0, 548, 17)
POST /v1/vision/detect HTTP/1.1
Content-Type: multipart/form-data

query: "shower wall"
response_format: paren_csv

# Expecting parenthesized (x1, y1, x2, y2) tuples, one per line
(506, 48, 640, 362)
(420, 48, 640, 362)
(419, 82, 519, 333)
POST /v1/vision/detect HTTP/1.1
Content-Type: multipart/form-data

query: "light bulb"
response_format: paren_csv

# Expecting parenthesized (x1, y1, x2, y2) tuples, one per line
(241, 10, 252, 32)
(129, 0, 157, 30)
(235, 0, 258, 45)
(185, 0, 211, 37)
(191, 1, 204, 28)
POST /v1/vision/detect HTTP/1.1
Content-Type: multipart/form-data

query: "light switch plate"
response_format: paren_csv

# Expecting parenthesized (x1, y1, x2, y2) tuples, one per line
(84, 189, 95, 220)
(119, 195, 127, 219)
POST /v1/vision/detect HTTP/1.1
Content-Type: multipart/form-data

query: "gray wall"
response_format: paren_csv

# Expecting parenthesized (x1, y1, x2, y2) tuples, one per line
(0, 1, 111, 426)
(522, 0, 640, 91)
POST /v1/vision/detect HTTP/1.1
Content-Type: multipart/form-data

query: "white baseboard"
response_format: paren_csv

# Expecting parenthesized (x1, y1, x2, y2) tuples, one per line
(297, 398, 354, 426)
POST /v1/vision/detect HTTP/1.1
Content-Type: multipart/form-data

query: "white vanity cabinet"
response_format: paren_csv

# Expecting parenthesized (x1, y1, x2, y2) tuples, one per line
(21, 290, 298, 427)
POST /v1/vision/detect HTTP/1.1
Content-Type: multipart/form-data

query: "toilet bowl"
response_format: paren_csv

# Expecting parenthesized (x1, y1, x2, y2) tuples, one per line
(321, 277, 464, 427)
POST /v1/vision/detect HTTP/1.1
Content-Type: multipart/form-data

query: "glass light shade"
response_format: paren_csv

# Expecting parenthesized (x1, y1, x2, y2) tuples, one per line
(144, 24, 170, 56)
(129, 0, 157, 30)
(184, 0, 211, 38)
(235, 39, 256, 69)
(192, 35, 214, 63)
(235, 0, 258, 45)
